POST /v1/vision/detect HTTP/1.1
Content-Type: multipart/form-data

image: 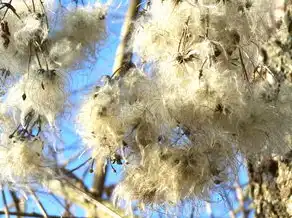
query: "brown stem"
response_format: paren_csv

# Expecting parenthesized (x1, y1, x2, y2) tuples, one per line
(9, 191, 21, 218)
(1, 186, 10, 218)
(91, 0, 142, 208)
(111, 0, 141, 78)
(0, 211, 85, 218)
(29, 189, 48, 218)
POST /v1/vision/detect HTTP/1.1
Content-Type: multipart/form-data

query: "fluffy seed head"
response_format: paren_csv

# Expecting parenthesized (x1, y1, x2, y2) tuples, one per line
(0, 136, 47, 187)
(114, 142, 233, 211)
(4, 70, 66, 127)
(77, 82, 124, 159)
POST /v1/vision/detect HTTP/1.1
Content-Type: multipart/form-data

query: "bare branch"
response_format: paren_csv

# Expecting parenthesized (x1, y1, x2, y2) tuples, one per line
(9, 191, 21, 218)
(29, 189, 48, 218)
(1, 186, 9, 218)
(0, 211, 85, 218)
(112, 0, 141, 77)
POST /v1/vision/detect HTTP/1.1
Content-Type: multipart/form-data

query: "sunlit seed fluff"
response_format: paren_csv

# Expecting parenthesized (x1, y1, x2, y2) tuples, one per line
(77, 69, 168, 159)
(114, 143, 232, 210)
(145, 0, 292, 157)
(14, 14, 48, 52)
(158, 59, 292, 156)
(2, 0, 55, 17)
(118, 69, 150, 103)
(0, 109, 18, 133)
(117, 69, 163, 126)
(0, 0, 55, 74)
(3, 70, 66, 127)
(48, 38, 82, 70)
(48, 2, 107, 70)
(110, 1, 292, 214)
(0, 136, 46, 186)
(77, 82, 124, 159)
(233, 81, 292, 156)
(132, 0, 202, 61)
(61, 3, 107, 46)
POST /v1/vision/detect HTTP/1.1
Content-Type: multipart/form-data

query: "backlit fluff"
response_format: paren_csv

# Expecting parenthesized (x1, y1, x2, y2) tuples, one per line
(0, 0, 106, 73)
(60, 2, 107, 48)
(130, 0, 292, 157)
(48, 38, 82, 70)
(113, 142, 233, 211)
(158, 61, 292, 155)
(132, 0, 202, 62)
(14, 13, 48, 52)
(77, 81, 124, 159)
(50, 2, 107, 70)
(3, 69, 66, 127)
(77, 69, 172, 159)
(0, 135, 49, 187)
(0, 0, 54, 74)
(109, 0, 292, 210)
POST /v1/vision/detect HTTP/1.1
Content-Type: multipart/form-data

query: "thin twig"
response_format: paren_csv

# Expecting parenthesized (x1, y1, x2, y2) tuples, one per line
(91, 0, 142, 205)
(235, 181, 250, 218)
(31, 0, 35, 12)
(39, 0, 49, 30)
(29, 189, 48, 218)
(34, 47, 42, 69)
(205, 202, 214, 218)
(0, 211, 85, 218)
(49, 193, 74, 217)
(238, 47, 249, 83)
(22, 0, 32, 12)
(60, 167, 91, 192)
(91, 159, 106, 198)
(91, 1, 142, 214)
(0, 3, 21, 20)
(9, 191, 21, 218)
(64, 179, 122, 218)
(1, 0, 12, 21)
(69, 157, 92, 173)
(27, 41, 32, 73)
(111, 0, 141, 77)
(1, 185, 10, 218)
(47, 174, 130, 218)
(222, 190, 236, 218)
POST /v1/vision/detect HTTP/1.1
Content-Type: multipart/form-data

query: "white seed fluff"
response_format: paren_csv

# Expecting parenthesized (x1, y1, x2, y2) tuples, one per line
(4, 70, 66, 127)
(0, 136, 48, 187)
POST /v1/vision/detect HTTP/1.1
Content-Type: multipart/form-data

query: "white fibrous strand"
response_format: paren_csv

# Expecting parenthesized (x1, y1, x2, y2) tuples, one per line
(130, 0, 292, 157)
(49, 2, 107, 70)
(3, 69, 66, 127)
(132, 0, 201, 62)
(0, 0, 107, 73)
(0, 0, 290, 213)
(0, 0, 54, 74)
(0, 135, 51, 187)
(48, 38, 83, 70)
(0, 1, 108, 191)
(60, 2, 106, 48)
(113, 142, 233, 210)
(77, 80, 123, 159)
(14, 13, 48, 52)
(77, 68, 172, 160)
(96, 0, 292, 210)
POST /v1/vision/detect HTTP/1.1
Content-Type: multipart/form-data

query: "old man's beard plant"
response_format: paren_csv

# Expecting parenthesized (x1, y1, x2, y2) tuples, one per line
(0, 0, 107, 190)
(0, 0, 291, 216)
(77, 0, 292, 213)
